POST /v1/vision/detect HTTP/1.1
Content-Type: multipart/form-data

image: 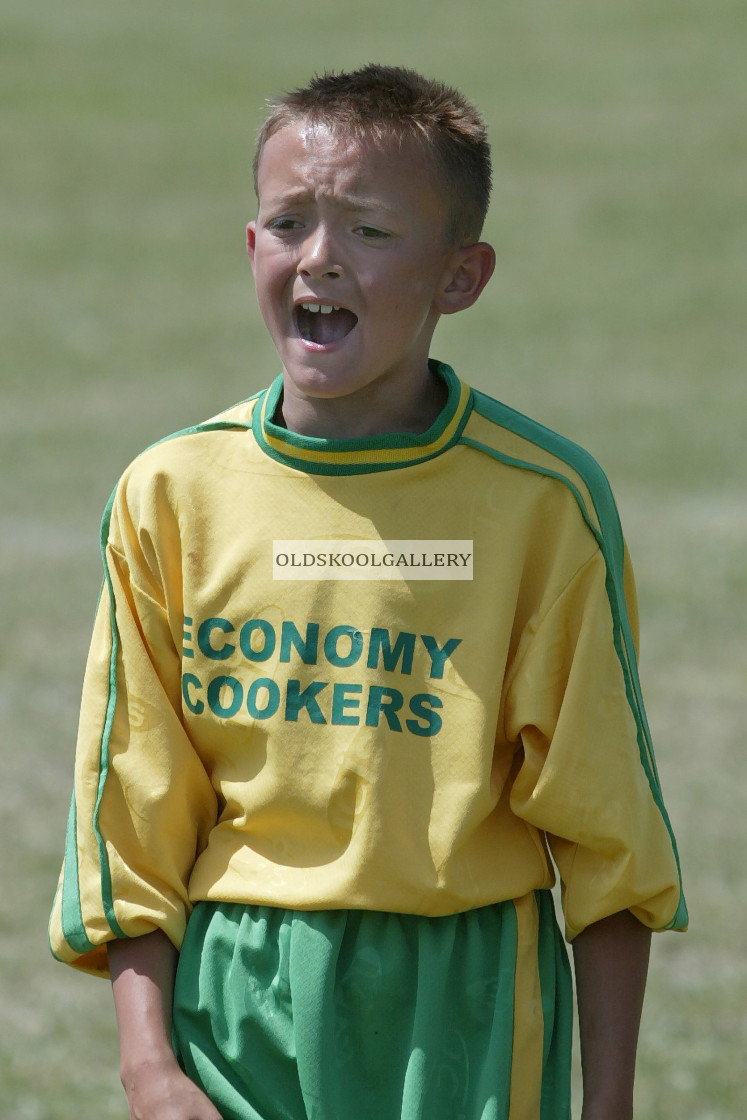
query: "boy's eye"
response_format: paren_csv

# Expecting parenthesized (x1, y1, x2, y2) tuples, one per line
(268, 217, 303, 232)
(354, 225, 389, 240)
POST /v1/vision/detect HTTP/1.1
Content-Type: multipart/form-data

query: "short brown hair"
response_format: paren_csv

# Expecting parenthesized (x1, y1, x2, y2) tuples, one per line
(253, 64, 492, 245)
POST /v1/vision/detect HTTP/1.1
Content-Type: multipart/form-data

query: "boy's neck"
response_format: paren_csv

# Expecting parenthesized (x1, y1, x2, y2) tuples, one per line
(273, 363, 449, 440)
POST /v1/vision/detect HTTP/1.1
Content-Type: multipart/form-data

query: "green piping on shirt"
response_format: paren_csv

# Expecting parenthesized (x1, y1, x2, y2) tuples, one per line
(59, 793, 97, 954)
(464, 392, 688, 931)
(69, 409, 260, 949)
(94, 488, 128, 939)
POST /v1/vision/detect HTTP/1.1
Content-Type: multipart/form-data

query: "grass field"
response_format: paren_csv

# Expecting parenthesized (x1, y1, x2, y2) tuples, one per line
(2, 1, 746, 1116)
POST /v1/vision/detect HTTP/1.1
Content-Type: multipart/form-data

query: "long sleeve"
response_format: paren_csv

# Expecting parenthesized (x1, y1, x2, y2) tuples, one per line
(49, 478, 218, 976)
(504, 545, 687, 940)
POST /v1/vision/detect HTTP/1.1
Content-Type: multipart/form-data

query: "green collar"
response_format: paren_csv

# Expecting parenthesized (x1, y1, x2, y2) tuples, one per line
(251, 360, 473, 475)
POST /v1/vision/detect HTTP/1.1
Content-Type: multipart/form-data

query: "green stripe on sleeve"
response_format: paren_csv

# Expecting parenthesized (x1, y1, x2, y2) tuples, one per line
(465, 393, 688, 929)
(59, 792, 97, 955)
(57, 407, 260, 954)
(93, 487, 128, 939)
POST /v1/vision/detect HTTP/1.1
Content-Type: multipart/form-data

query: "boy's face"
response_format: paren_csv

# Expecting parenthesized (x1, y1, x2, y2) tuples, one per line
(247, 121, 463, 410)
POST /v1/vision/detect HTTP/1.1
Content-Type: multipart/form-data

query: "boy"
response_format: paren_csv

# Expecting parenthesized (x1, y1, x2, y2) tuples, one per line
(50, 65, 687, 1120)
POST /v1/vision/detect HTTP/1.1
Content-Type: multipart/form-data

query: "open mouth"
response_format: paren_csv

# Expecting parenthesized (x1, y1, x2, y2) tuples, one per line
(294, 302, 358, 346)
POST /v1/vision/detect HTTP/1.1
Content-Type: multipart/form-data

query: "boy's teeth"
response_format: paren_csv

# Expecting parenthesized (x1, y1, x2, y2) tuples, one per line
(296, 303, 359, 344)
(301, 303, 340, 314)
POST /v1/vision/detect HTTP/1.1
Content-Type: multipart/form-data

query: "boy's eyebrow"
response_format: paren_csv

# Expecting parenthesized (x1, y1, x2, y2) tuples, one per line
(265, 188, 400, 217)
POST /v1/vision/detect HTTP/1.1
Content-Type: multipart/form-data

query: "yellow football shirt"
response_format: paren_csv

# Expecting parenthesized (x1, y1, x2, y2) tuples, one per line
(50, 361, 687, 975)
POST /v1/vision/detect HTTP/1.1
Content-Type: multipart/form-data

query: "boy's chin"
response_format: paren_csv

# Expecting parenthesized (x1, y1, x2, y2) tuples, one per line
(280, 362, 370, 402)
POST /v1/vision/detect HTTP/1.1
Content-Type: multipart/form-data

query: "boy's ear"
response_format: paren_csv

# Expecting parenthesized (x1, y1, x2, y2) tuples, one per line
(436, 242, 496, 315)
(246, 222, 257, 269)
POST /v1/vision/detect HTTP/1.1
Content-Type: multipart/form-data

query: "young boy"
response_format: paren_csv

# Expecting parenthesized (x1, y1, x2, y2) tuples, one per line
(50, 65, 687, 1120)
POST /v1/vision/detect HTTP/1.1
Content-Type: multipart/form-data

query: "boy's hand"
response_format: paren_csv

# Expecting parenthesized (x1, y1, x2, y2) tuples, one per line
(121, 1054, 224, 1120)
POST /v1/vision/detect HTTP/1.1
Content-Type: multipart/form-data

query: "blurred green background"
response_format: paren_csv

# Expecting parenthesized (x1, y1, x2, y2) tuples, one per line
(2, 0, 745, 1116)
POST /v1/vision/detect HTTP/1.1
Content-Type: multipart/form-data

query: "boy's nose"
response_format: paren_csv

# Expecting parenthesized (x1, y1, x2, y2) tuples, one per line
(297, 228, 344, 281)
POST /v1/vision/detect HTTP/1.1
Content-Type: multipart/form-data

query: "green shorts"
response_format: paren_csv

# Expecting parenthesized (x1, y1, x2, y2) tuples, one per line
(172, 891, 571, 1120)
